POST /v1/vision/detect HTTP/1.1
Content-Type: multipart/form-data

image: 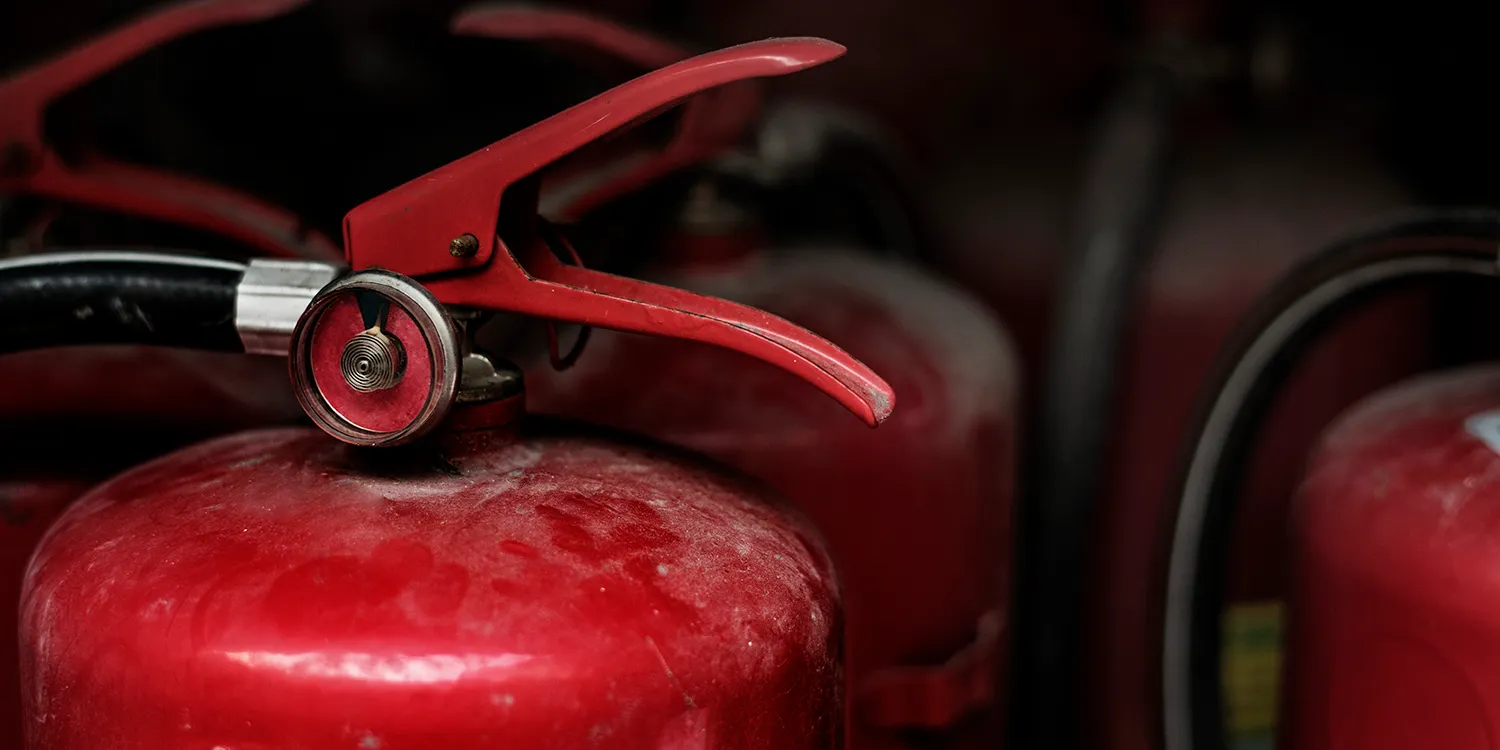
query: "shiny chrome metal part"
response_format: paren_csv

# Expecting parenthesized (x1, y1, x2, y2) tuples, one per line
(235, 259, 342, 356)
(289, 269, 460, 447)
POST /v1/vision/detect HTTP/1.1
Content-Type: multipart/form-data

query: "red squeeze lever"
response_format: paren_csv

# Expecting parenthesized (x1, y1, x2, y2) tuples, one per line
(0, 0, 340, 260)
(452, 4, 764, 222)
(343, 38, 893, 425)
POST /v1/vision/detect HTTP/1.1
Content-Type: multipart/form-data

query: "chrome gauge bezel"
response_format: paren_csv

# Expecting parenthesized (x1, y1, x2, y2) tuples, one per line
(288, 269, 460, 447)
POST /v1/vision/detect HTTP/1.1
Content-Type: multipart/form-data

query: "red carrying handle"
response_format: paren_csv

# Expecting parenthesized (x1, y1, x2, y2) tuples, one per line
(0, 0, 340, 260)
(343, 38, 892, 426)
(452, 4, 765, 221)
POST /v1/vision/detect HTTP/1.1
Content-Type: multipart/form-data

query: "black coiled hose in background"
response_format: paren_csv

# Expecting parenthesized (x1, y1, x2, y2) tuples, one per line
(0, 252, 246, 355)
(1012, 60, 1177, 750)
(1161, 210, 1500, 750)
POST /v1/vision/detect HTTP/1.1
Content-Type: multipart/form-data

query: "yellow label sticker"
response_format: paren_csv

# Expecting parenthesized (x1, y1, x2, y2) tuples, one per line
(1223, 600, 1283, 747)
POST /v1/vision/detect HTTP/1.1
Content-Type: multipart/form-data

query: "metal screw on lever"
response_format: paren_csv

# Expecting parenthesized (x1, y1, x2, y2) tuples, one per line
(450, 233, 480, 257)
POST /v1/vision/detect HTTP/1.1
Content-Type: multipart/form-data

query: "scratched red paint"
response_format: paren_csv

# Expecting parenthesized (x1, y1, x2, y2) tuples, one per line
(527, 248, 1018, 747)
(21, 424, 842, 749)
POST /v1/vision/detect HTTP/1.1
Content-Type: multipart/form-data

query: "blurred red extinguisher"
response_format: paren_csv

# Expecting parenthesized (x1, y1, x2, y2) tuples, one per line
(1159, 210, 1500, 750)
(944, 7, 1437, 750)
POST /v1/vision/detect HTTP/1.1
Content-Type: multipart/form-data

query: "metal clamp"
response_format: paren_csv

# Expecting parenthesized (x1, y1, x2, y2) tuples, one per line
(235, 259, 342, 355)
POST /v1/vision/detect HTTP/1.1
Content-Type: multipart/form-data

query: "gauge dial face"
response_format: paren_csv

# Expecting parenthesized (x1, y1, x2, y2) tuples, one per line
(290, 270, 458, 446)
(309, 292, 433, 434)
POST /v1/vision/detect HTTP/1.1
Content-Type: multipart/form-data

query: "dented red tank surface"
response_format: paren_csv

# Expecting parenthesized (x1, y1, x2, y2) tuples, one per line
(528, 248, 1018, 747)
(1283, 365, 1500, 749)
(21, 425, 842, 750)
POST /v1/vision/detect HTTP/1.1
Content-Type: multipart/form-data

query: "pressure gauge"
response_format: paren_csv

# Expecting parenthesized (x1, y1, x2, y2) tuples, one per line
(289, 269, 460, 446)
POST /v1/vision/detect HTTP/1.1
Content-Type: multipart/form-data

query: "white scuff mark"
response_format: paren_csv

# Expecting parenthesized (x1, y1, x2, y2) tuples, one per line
(221, 650, 534, 685)
(1466, 410, 1500, 456)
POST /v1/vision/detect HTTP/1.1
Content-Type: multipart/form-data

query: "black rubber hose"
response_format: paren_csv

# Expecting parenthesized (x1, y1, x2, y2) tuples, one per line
(0, 251, 246, 355)
(1160, 209, 1500, 750)
(1012, 60, 1177, 750)
(736, 104, 932, 263)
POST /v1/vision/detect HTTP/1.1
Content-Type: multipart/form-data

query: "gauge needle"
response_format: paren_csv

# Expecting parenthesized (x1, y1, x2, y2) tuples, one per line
(354, 290, 390, 331)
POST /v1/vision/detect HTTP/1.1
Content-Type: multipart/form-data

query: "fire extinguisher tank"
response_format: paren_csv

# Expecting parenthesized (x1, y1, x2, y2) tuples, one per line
(21, 425, 842, 750)
(529, 249, 1016, 742)
(1285, 364, 1500, 749)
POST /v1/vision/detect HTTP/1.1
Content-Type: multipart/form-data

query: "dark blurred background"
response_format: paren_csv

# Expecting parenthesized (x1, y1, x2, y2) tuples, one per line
(10, 0, 1500, 238)
(7, 0, 1500, 377)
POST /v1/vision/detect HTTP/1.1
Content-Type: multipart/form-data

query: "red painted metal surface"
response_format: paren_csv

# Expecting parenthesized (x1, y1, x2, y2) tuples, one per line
(1283, 365, 1500, 749)
(526, 248, 1018, 748)
(0, 0, 339, 260)
(0, 479, 89, 750)
(456, 4, 690, 68)
(0, 347, 301, 748)
(452, 4, 763, 222)
(343, 37, 836, 276)
(22, 424, 843, 749)
(341, 39, 896, 427)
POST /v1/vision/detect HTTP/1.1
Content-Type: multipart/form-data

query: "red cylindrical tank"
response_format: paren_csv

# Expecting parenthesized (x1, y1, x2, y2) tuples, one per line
(937, 129, 1434, 748)
(1282, 364, 1500, 749)
(528, 245, 1017, 747)
(0, 344, 302, 750)
(22, 423, 842, 749)
(1091, 136, 1433, 750)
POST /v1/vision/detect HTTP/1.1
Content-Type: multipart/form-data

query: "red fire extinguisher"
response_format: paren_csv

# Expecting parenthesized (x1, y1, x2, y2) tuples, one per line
(943, 17, 1433, 750)
(1157, 210, 1500, 750)
(446, 9, 1017, 747)
(13, 35, 895, 749)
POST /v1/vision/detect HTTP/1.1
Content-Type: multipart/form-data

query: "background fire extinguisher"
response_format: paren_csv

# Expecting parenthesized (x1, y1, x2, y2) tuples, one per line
(1158, 210, 1500, 750)
(943, 8, 1445, 750)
